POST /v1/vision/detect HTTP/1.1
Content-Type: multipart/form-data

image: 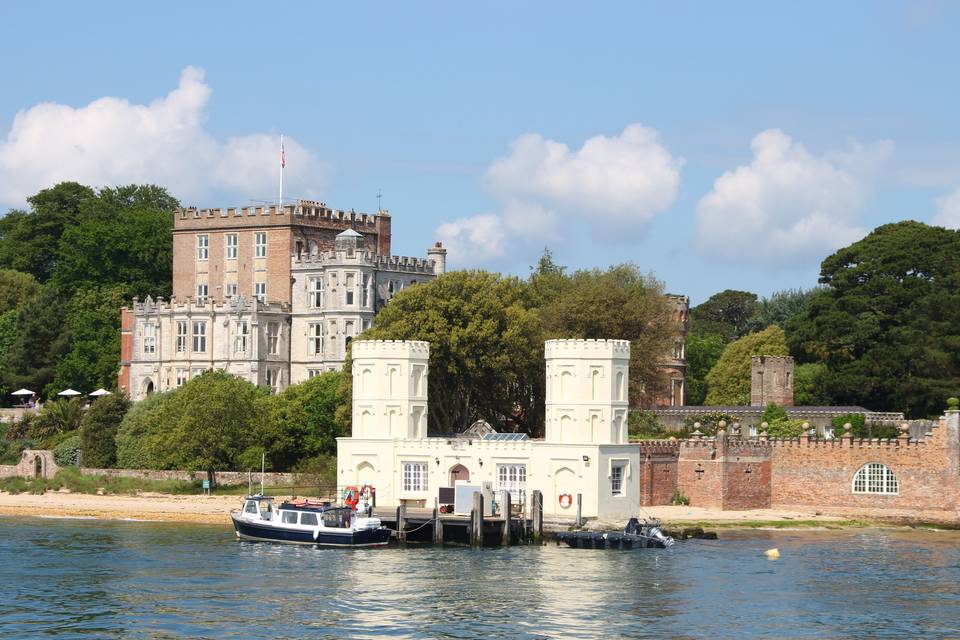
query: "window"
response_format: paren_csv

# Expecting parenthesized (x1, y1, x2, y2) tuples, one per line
(244, 501, 257, 514)
(255, 232, 267, 258)
(346, 273, 355, 305)
(176, 321, 187, 353)
(281, 511, 298, 524)
(255, 282, 266, 303)
(497, 464, 527, 502)
(309, 323, 323, 355)
(197, 234, 209, 260)
(235, 321, 248, 353)
(225, 283, 238, 299)
(345, 320, 354, 337)
(225, 233, 238, 259)
(310, 278, 323, 308)
(267, 322, 280, 355)
(197, 283, 208, 302)
(852, 463, 899, 495)
(402, 461, 428, 492)
(265, 368, 279, 393)
(611, 462, 625, 496)
(308, 369, 323, 378)
(329, 320, 337, 337)
(191, 368, 206, 379)
(176, 368, 188, 387)
(143, 323, 156, 354)
(362, 319, 371, 332)
(192, 321, 206, 352)
(673, 341, 685, 359)
(361, 274, 369, 307)
(300, 512, 318, 526)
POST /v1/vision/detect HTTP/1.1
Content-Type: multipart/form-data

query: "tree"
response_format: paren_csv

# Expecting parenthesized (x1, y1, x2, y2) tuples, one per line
(255, 372, 345, 470)
(690, 289, 758, 341)
(788, 221, 960, 417)
(342, 271, 545, 435)
(0, 182, 96, 282)
(684, 334, 725, 405)
(540, 264, 675, 407)
(793, 362, 829, 406)
(704, 325, 789, 405)
(0, 269, 39, 314)
(0, 284, 69, 396)
(115, 391, 176, 469)
(53, 185, 176, 297)
(749, 288, 819, 331)
(29, 398, 84, 439)
(48, 286, 126, 396)
(526, 248, 569, 308)
(80, 393, 131, 468)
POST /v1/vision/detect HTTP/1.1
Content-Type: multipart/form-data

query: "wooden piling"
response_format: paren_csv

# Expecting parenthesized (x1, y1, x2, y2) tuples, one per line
(576, 493, 582, 527)
(471, 491, 484, 547)
(398, 503, 407, 545)
(531, 489, 543, 545)
(501, 491, 512, 547)
(432, 498, 442, 545)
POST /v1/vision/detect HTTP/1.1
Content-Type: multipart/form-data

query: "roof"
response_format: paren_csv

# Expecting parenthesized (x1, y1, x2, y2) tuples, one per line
(336, 228, 363, 237)
(481, 432, 529, 442)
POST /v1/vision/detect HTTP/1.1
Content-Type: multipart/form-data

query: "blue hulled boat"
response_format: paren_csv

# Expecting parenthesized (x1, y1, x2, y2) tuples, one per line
(231, 495, 391, 547)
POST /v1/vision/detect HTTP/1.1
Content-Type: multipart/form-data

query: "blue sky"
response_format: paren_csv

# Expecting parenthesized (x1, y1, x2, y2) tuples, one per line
(2, 1, 959, 303)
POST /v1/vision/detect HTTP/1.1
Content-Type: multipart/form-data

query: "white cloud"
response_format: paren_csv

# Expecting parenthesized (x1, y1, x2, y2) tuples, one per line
(437, 124, 681, 267)
(933, 188, 960, 229)
(0, 67, 323, 206)
(695, 129, 893, 263)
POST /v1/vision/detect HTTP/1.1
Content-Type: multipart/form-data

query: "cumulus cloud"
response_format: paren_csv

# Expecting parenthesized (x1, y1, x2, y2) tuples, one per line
(0, 67, 322, 206)
(437, 124, 681, 267)
(695, 129, 893, 263)
(932, 188, 960, 229)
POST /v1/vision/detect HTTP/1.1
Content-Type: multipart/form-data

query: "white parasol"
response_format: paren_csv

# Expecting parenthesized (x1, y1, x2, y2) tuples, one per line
(89, 388, 113, 397)
(57, 389, 82, 397)
(11, 388, 35, 396)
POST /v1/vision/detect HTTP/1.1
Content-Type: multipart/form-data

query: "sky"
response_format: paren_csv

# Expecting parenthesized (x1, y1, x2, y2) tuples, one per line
(1, 1, 959, 304)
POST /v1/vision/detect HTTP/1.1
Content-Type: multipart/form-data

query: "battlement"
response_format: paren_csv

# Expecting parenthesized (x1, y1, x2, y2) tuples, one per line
(351, 340, 430, 359)
(751, 355, 793, 364)
(174, 199, 383, 229)
(125, 295, 290, 315)
(636, 440, 682, 455)
(291, 250, 436, 274)
(545, 339, 631, 359)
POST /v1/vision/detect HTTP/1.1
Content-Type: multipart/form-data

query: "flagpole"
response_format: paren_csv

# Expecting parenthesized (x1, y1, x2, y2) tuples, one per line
(279, 133, 284, 208)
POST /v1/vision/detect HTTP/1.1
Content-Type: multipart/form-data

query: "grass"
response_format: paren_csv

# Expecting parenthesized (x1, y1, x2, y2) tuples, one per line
(0, 467, 201, 495)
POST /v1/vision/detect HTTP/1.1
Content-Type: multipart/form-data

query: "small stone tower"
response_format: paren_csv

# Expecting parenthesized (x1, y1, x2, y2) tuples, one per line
(351, 340, 429, 439)
(427, 241, 447, 275)
(544, 339, 631, 445)
(751, 355, 794, 407)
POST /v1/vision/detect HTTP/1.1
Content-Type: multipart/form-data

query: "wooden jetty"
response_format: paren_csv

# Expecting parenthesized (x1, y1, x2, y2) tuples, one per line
(372, 489, 544, 547)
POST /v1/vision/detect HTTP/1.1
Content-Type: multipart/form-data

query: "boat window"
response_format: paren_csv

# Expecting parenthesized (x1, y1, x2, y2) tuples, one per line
(322, 510, 343, 528)
(281, 511, 298, 524)
(300, 513, 318, 526)
(244, 501, 258, 514)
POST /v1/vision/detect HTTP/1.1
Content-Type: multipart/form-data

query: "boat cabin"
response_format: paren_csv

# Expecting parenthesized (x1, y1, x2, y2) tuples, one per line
(276, 503, 353, 529)
(241, 496, 275, 521)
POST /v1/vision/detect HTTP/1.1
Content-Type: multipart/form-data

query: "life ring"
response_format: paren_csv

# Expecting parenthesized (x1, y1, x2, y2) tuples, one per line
(558, 494, 573, 509)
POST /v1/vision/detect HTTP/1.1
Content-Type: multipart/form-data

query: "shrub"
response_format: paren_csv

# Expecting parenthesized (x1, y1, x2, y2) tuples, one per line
(30, 398, 84, 439)
(628, 410, 669, 440)
(761, 402, 788, 425)
(5, 413, 34, 441)
(53, 434, 82, 466)
(947, 397, 959, 411)
(671, 490, 690, 506)
(766, 418, 806, 438)
(293, 454, 338, 493)
(80, 393, 130, 468)
(0, 439, 32, 465)
(115, 391, 177, 469)
(682, 412, 737, 436)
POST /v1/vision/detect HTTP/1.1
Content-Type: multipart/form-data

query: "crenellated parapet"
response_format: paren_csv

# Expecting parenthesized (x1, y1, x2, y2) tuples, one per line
(126, 295, 291, 315)
(545, 339, 631, 359)
(291, 250, 436, 274)
(175, 200, 383, 229)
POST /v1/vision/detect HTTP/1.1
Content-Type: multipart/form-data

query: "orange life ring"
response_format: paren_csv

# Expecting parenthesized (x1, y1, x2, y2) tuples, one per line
(558, 493, 573, 508)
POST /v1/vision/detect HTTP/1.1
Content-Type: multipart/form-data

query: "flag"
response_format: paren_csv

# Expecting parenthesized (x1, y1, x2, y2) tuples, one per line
(280, 141, 286, 168)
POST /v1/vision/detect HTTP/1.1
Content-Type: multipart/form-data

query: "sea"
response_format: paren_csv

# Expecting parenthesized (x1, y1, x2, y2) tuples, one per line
(1, 517, 958, 639)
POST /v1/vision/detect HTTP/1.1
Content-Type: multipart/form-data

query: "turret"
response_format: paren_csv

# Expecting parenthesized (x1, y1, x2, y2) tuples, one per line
(351, 340, 429, 439)
(427, 241, 447, 275)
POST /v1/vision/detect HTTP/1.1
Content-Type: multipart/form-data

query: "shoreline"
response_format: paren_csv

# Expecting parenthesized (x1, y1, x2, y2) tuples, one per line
(2, 490, 956, 530)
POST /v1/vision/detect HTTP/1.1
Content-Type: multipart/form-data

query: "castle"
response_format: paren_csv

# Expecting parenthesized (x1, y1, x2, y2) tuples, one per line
(118, 200, 445, 399)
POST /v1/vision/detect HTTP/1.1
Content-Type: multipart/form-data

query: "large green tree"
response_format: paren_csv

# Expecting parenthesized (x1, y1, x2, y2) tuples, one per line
(80, 393, 131, 468)
(704, 325, 789, 405)
(0, 284, 69, 395)
(540, 264, 675, 407)
(0, 269, 39, 314)
(343, 270, 545, 435)
(788, 221, 960, 416)
(690, 289, 759, 341)
(684, 333, 726, 405)
(49, 286, 126, 396)
(750, 288, 818, 331)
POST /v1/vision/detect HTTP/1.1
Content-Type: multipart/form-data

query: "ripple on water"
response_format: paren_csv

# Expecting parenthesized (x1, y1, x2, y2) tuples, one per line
(1, 520, 959, 639)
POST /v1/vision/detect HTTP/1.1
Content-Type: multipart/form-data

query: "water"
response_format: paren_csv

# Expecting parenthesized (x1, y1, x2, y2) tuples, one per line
(2, 517, 959, 639)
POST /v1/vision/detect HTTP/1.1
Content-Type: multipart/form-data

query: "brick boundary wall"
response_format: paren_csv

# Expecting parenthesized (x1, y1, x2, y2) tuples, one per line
(636, 411, 960, 521)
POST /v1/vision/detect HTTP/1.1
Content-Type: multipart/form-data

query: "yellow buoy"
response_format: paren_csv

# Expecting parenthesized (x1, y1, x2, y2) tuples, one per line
(764, 548, 780, 558)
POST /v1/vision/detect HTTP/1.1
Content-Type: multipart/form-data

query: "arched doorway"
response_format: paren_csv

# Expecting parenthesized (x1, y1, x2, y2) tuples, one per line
(356, 461, 375, 486)
(34, 455, 43, 479)
(449, 464, 469, 485)
(142, 378, 154, 396)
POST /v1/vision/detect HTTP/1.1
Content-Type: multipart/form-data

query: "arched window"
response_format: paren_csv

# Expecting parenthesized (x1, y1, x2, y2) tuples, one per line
(852, 463, 899, 495)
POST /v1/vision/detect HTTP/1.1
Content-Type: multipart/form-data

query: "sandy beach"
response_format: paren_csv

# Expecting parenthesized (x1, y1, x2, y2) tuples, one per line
(0, 490, 886, 527)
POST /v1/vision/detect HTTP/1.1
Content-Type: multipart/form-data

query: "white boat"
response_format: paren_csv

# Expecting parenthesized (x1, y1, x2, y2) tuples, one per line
(230, 495, 391, 547)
